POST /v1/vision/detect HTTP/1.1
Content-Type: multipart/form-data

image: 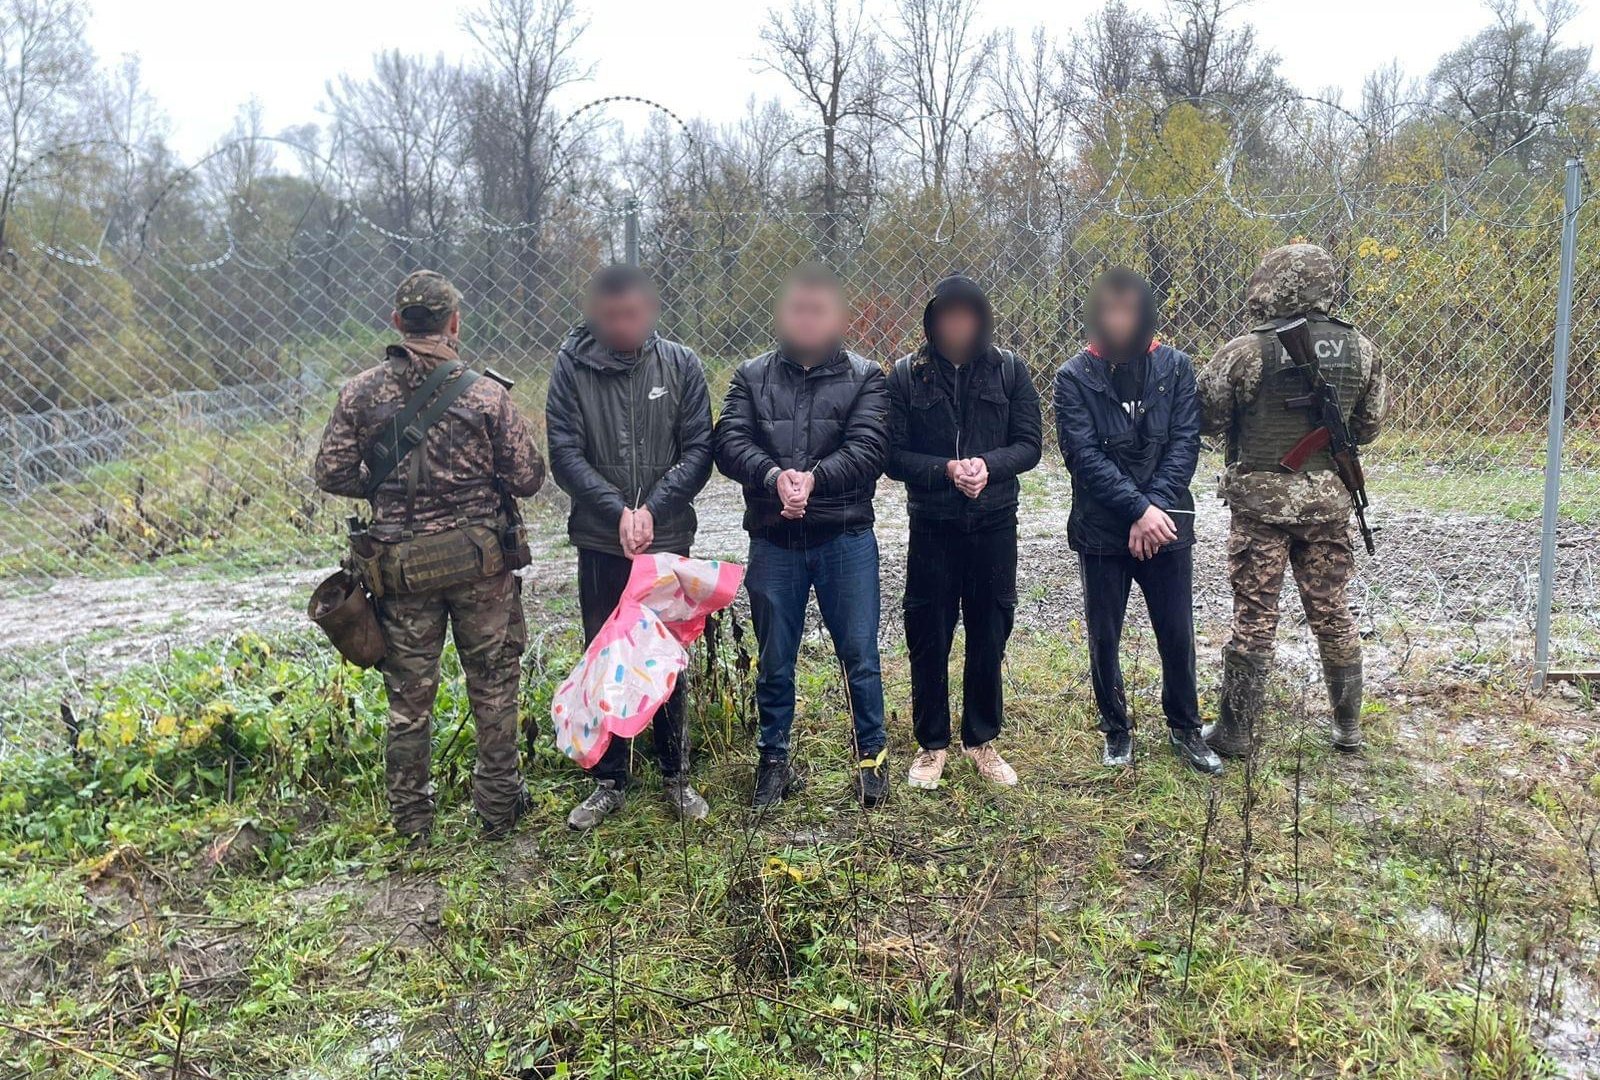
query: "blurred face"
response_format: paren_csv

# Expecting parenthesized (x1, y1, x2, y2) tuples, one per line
(1092, 288, 1142, 353)
(776, 282, 848, 357)
(932, 304, 981, 360)
(587, 288, 659, 352)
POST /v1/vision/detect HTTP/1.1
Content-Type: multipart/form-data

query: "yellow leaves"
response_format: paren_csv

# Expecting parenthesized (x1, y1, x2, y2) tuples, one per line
(153, 714, 178, 739)
(1358, 237, 1381, 259)
(762, 856, 815, 884)
(1382, 247, 1400, 263)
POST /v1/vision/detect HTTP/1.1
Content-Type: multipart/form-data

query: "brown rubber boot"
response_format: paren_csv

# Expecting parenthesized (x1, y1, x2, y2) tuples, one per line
(1203, 648, 1270, 759)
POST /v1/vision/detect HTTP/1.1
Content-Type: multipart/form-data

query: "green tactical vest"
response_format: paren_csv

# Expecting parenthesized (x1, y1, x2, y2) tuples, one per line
(1231, 313, 1366, 473)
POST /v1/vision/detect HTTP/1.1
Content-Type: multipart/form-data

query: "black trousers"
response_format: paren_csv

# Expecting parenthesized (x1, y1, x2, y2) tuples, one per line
(1077, 546, 1201, 734)
(903, 524, 1018, 750)
(577, 548, 688, 788)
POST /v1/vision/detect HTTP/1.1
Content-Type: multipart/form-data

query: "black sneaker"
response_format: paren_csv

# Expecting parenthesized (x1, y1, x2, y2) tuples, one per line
(1102, 730, 1133, 768)
(753, 754, 803, 808)
(1170, 728, 1224, 776)
(854, 749, 889, 808)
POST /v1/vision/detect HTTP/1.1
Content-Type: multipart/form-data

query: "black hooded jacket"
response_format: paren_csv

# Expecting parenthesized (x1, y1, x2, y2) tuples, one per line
(1052, 274, 1200, 555)
(545, 323, 713, 556)
(886, 275, 1043, 532)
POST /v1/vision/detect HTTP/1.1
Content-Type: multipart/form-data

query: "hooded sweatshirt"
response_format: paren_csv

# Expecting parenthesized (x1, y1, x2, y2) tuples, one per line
(885, 275, 1043, 532)
(545, 322, 713, 556)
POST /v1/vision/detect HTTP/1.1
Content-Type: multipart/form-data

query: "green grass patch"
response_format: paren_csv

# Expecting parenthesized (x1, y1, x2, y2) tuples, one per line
(1, 621, 1595, 1077)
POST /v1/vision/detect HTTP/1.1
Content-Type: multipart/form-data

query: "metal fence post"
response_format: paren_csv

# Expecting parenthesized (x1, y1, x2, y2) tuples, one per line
(624, 196, 640, 268)
(1534, 157, 1583, 688)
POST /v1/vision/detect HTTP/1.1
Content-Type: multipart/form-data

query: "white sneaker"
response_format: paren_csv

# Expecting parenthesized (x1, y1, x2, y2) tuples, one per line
(964, 742, 1019, 786)
(906, 748, 947, 790)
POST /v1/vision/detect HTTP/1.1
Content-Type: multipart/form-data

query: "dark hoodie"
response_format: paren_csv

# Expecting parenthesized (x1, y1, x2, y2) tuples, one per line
(886, 275, 1043, 533)
(545, 322, 713, 556)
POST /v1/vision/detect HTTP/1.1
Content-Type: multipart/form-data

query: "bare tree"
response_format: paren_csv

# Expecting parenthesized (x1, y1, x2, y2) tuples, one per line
(759, 0, 883, 259)
(1149, 0, 1280, 106)
(1065, 0, 1158, 105)
(1429, 0, 1595, 158)
(884, 0, 997, 197)
(462, 0, 590, 230)
(0, 0, 92, 252)
(460, 0, 590, 344)
(988, 26, 1070, 171)
(1361, 59, 1420, 149)
(324, 50, 468, 240)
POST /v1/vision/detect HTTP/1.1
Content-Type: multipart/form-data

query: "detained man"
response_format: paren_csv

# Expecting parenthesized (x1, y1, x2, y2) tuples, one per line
(713, 265, 892, 809)
(545, 265, 715, 829)
(886, 275, 1042, 790)
(1052, 269, 1222, 775)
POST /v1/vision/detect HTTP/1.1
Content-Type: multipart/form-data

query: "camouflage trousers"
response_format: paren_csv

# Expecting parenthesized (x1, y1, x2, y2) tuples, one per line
(377, 569, 527, 834)
(1227, 513, 1361, 667)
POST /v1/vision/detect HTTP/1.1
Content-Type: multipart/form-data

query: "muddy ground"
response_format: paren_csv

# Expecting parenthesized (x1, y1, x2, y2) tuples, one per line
(1, 461, 1595, 694)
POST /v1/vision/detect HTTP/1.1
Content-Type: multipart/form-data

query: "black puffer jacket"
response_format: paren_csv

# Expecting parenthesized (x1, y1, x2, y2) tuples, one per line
(887, 276, 1043, 532)
(1053, 342, 1201, 555)
(713, 348, 889, 537)
(545, 324, 713, 556)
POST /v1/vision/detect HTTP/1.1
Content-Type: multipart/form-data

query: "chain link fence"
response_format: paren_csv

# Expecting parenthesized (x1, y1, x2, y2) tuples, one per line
(0, 100, 1595, 693)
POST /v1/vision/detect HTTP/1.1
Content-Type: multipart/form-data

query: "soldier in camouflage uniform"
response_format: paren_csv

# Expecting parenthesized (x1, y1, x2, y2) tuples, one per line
(1197, 244, 1386, 755)
(314, 270, 547, 841)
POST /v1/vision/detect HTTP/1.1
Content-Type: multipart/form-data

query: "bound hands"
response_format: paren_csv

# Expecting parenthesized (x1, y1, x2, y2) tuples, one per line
(618, 506, 655, 557)
(946, 457, 989, 499)
(777, 469, 815, 520)
(1128, 504, 1177, 561)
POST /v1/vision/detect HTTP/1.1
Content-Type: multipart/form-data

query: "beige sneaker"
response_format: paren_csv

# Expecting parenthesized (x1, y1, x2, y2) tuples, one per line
(906, 748, 948, 790)
(964, 742, 1019, 787)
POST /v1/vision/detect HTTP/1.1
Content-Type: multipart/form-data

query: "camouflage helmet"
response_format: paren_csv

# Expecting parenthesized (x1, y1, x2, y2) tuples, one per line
(394, 269, 461, 326)
(1245, 243, 1338, 321)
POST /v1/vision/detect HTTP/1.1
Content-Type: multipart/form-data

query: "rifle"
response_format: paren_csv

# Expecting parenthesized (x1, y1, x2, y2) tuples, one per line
(482, 367, 534, 570)
(1274, 317, 1376, 555)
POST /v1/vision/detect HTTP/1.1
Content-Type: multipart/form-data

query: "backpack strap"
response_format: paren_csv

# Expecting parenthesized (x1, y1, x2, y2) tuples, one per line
(363, 361, 480, 499)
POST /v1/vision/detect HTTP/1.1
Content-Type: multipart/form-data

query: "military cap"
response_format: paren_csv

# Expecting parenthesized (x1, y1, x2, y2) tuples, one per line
(394, 269, 461, 319)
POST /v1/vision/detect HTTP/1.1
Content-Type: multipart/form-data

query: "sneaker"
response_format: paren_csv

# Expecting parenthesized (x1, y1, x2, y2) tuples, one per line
(567, 781, 626, 831)
(963, 742, 1018, 786)
(906, 748, 948, 790)
(854, 748, 890, 808)
(1170, 729, 1224, 776)
(1102, 730, 1133, 767)
(663, 776, 710, 821)
(753, 754, 803, 808)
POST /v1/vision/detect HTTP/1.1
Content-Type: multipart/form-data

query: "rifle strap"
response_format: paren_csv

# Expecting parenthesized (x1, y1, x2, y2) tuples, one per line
(363, 361, 480, 499)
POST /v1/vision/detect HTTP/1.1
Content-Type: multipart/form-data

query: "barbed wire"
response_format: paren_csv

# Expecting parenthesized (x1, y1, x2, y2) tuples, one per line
(7, 94, 1590, 276)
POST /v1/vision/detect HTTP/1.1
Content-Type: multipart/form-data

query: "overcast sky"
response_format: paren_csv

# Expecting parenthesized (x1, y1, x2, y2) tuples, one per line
(87, 0, 1600, 160)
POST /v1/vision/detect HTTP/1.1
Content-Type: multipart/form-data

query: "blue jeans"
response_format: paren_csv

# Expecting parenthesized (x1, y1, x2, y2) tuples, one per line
(745, 530, 887, 758)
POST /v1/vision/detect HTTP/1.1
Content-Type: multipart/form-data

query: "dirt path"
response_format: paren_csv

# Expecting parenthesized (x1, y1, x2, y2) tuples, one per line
(1, 463, 1591, 687)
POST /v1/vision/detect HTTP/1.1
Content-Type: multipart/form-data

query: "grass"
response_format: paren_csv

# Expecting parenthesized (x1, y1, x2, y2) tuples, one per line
(1, 613, 1597, 1078)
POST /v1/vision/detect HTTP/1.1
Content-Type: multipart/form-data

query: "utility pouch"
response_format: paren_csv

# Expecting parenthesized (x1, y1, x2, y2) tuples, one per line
(500, 516, 533, 571)
(380, 523, 505, 595)
(307, 569, 386, 668)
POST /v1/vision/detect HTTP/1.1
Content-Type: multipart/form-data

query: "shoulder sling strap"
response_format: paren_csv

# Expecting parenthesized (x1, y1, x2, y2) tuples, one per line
(363, 361, 481, 498)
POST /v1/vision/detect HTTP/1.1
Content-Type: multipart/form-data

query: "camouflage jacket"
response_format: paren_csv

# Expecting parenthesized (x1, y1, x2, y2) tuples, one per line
(313, 334, 546, 541)
(1196, 244, 1387, 525)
